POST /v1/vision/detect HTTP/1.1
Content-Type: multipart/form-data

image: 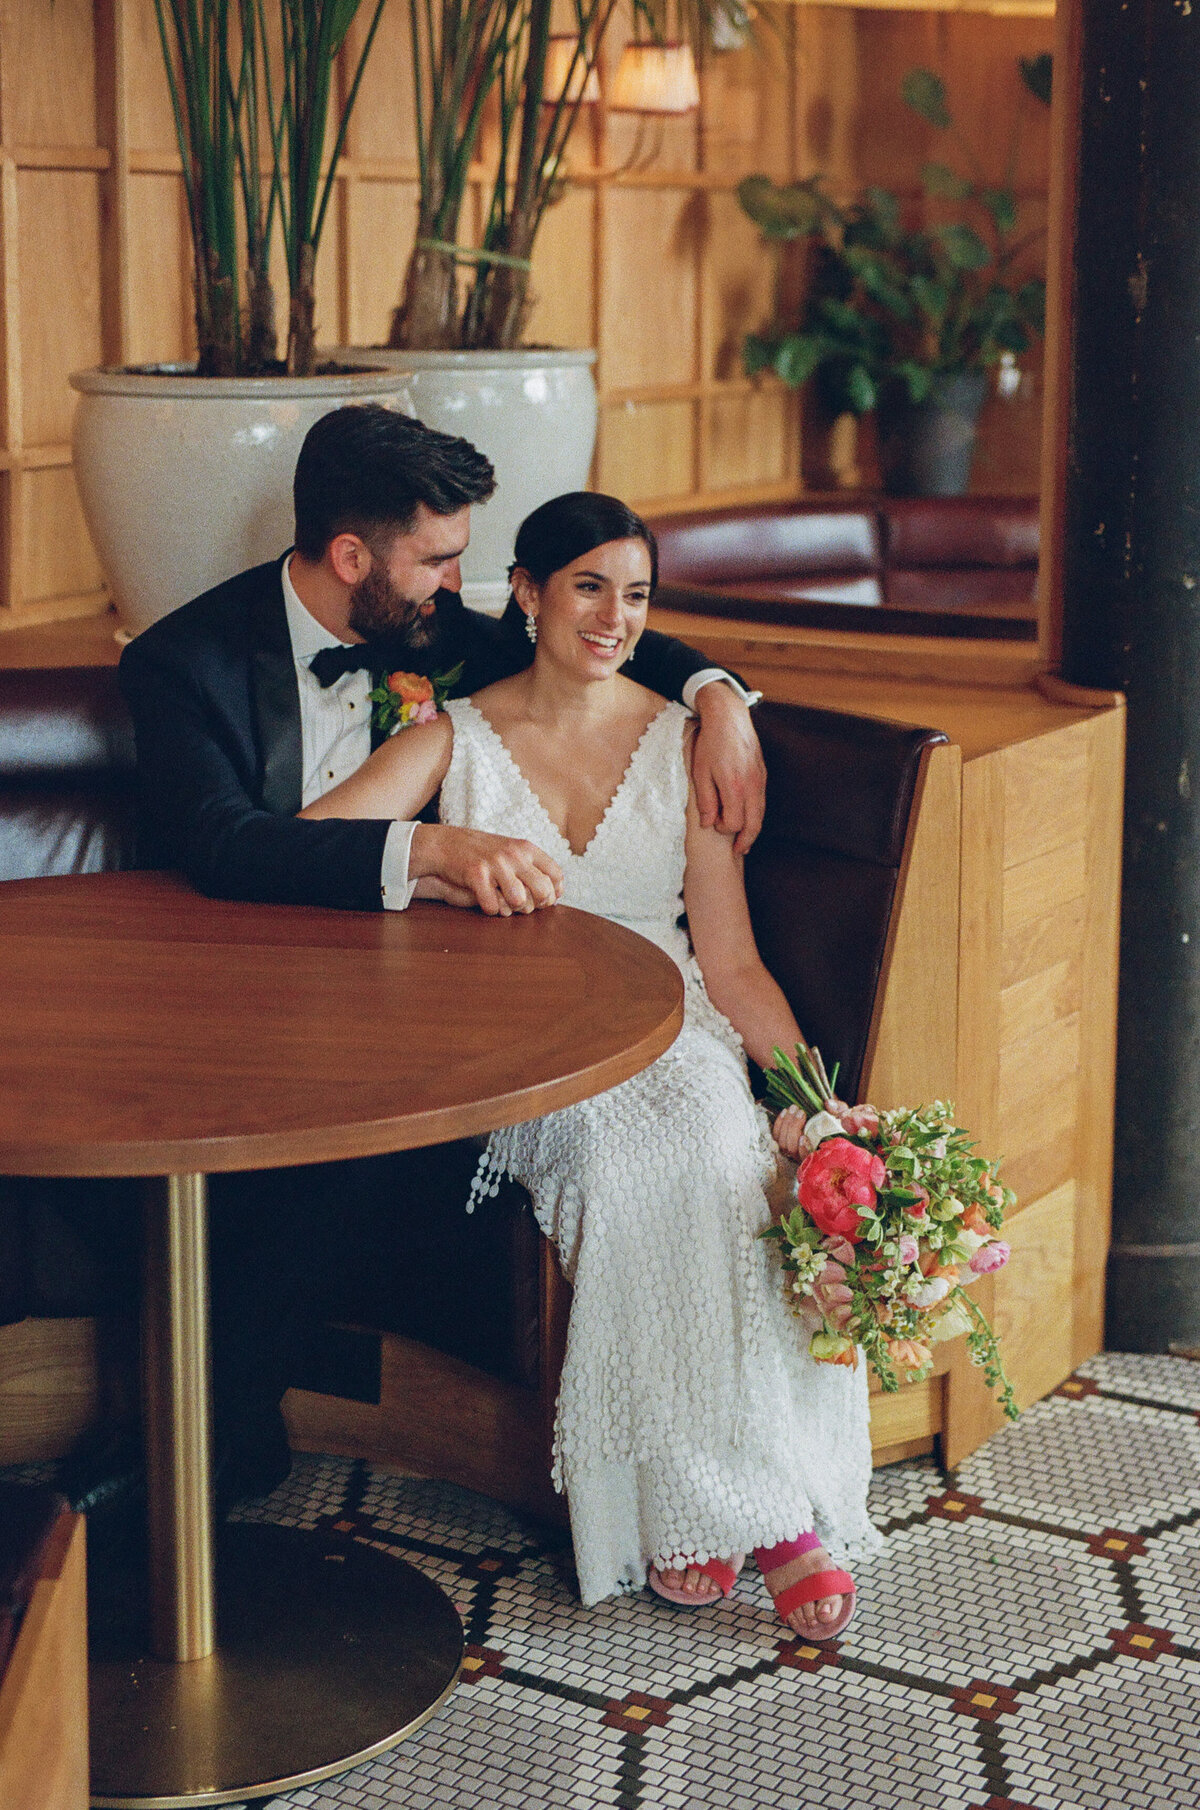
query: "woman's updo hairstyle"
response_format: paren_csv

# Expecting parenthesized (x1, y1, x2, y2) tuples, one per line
(509, 491, 657, 594)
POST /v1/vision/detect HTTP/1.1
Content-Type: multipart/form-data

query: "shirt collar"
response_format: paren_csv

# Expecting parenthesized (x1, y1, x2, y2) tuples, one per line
(281, 553, 353, 665)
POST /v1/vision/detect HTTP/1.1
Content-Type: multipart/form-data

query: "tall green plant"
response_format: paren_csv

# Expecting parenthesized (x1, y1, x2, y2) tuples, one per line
(738, 59, 1051, 416)
(389, 0, 747, 352)
(153, 0, 249, 374)
(268, 0, 390, 372)
(153, 0, 388, 375)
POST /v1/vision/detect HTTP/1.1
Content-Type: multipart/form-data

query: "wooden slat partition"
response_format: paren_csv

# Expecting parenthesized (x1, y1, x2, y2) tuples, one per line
(0, 1, 1054, 628)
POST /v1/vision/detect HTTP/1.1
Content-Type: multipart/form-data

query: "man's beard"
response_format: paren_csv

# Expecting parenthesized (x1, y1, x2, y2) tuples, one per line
(346, 561, 438, 650)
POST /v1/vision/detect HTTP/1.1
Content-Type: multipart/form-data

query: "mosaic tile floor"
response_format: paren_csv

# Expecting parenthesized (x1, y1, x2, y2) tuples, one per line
(15, 1352, 1200, 1808)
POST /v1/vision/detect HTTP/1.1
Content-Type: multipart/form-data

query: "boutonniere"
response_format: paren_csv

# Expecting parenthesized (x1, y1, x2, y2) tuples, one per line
(369, 662, 464, 738)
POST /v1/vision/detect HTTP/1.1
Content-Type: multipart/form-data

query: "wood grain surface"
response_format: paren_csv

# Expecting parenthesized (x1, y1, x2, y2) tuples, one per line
(0, 871, 684, 1176)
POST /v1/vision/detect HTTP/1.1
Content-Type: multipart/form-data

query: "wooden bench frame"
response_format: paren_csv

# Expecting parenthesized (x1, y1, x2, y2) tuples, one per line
(0, 1508, 88, 1810)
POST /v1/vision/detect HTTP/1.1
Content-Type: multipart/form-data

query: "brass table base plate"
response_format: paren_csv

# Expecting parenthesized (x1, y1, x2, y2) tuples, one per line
(88, 1522, 463, 1808)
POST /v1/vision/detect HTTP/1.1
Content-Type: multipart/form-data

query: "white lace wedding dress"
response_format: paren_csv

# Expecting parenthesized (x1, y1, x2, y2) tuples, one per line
(444, 695, 881, 1606)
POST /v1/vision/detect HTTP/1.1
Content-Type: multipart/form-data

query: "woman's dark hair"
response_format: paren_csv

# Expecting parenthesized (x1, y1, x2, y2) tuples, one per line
(293, 404, 496, 558)
(510, 491, 658, 594)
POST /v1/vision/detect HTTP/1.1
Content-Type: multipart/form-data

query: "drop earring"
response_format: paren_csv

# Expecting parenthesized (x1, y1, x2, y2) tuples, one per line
(524, 612, 538, 645)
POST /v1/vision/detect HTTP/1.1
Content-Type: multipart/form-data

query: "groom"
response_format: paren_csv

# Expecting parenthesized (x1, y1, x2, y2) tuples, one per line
(113, 403, 766, 1503)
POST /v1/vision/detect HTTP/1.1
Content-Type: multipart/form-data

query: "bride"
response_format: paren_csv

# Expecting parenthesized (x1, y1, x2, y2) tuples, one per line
(302, 491, 880, 1635)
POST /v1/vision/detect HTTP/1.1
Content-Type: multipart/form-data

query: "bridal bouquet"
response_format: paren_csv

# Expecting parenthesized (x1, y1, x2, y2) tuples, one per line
(762, 1041, 1018, 1419)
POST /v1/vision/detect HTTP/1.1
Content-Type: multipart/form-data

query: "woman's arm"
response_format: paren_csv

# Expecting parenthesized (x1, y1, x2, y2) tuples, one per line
(683, 780, 803, 1071)
(299, 715, 563, 916)
(300, 716, 454, 823)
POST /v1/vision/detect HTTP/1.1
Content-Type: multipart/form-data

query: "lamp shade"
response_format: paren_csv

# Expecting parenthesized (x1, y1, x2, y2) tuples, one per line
(542, 36, 601, 105)
(608, 42, 701, 115)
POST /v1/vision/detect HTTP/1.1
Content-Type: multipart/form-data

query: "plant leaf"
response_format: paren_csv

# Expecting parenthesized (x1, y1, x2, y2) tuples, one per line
(774, 334, 825, 388)
(981, 188, 1017, 234)
(896, 361, 933, 404)
(922, 162, 971, 202)
(742, 334, 777, 377)
(1017, 277, 1046, 332)
(910, 275, 949, 322)
(902, 67, 951, 131)
(736, 174, 821, 240)
(843, 363, 877, 416)
(863, 186, 901, 242)
(1020, 53, 1053, 107)
(935, 223, 991, 271)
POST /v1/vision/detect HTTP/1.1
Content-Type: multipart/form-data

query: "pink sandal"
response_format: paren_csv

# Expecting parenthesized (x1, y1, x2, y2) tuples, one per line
(647, 1553, 745, 1607)
(754, 1532, 856, 1641)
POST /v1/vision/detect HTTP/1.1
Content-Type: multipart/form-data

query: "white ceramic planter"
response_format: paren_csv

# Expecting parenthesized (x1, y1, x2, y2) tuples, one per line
(70, 365, 416, 635)
(334, 347, 598, 615)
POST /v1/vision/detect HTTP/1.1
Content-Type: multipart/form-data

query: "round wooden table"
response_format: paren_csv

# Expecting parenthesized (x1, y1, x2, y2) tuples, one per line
(0, 872, 684, 1808)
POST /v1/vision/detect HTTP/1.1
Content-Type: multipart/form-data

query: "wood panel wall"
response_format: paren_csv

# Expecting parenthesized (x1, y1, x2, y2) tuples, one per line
(0, 1, 1053, 629)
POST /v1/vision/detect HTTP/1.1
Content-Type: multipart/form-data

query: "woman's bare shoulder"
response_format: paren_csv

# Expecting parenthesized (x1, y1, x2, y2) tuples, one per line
(619, 674, 679, 726)
(468, 675, 520, 715)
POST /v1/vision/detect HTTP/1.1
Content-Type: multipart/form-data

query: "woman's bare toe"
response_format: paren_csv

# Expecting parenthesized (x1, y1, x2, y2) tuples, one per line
(761, 1544, 847, 1635)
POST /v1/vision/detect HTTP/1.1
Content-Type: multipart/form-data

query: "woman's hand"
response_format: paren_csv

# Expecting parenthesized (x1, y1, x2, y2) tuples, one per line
(690, 684, 767, 854)
(772, 1105, 809, 1159)
(409, 823, 563, 915)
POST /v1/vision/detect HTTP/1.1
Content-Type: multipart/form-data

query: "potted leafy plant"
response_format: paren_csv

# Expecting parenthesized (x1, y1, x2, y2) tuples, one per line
(70, 0, 410, 635)
(738, 58, 1051, 496)
(338, 0, 741, 611)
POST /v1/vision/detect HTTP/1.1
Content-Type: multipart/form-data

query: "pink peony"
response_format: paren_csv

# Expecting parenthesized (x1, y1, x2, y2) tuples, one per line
(898, 1233, 920, 1266)
(796, 1137, 885, 1243)
(969, 1240, 1011, 1275)
(412, 698, 439, 725)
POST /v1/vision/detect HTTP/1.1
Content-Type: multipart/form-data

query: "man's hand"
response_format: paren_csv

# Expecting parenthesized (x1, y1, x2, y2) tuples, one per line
(691, 683, 767, 854)
(410, 822, 563, 915)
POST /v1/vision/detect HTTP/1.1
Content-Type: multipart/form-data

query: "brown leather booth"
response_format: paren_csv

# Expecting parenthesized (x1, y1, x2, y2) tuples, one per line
(0, 665, 945, 1502)
(648, 494, 1039, 641)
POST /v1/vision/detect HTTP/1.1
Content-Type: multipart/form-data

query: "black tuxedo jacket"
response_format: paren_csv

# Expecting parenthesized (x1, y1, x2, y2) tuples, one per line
(119, 554, 732, 911)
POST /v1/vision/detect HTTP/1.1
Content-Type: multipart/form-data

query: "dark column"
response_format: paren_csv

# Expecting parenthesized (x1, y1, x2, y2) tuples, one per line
(1061, 1, 1200, 1348)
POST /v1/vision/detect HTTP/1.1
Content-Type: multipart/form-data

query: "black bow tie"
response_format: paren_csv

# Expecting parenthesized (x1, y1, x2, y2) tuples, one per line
(308, 642, 398, 688)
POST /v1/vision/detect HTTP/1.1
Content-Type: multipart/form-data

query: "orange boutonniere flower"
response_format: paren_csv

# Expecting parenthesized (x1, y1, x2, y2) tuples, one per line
(369, 662, 463, 738)
(387, 671, 434, 705)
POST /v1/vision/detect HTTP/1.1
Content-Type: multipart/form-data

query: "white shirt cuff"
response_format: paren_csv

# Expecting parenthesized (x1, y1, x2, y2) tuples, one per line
(682, 668, 764, 711)
(380, 820, 419, 911)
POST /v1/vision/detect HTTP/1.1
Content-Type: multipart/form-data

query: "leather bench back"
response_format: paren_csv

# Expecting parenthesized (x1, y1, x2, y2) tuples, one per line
(747, 702, 945, 1103)
(652, 501, 881, 585)
(880, 495, 1040, 570)
(0, 669, 135, 882)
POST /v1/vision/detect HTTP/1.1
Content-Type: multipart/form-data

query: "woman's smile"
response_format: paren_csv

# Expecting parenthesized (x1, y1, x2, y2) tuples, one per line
(578, 629, 624, 657)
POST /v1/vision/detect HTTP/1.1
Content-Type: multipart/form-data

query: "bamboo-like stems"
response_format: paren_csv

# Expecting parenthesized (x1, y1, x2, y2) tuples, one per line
(151, 0, 388, 376)
(394, 0, 738, 352)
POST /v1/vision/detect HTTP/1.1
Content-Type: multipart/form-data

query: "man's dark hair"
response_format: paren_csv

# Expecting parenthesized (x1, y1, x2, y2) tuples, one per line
(292, 404, 496, 559)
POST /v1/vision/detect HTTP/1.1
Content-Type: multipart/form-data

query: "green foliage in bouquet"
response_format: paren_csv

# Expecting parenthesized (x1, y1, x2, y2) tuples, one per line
(737, 57, 1051, 417)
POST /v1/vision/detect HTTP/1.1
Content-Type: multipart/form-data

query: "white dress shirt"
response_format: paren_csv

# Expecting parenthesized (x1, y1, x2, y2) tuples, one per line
(280, 558, 759, 910)
(281, 557, 417, 910)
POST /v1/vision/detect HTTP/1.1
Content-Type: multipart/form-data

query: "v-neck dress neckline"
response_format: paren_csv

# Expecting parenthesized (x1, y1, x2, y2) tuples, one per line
(454, 696, 673, 861)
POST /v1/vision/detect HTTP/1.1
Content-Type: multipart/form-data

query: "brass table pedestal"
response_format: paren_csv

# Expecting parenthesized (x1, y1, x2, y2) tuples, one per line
(89, 1522, 463, 1808)
(84, 1173, 463, 1809)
